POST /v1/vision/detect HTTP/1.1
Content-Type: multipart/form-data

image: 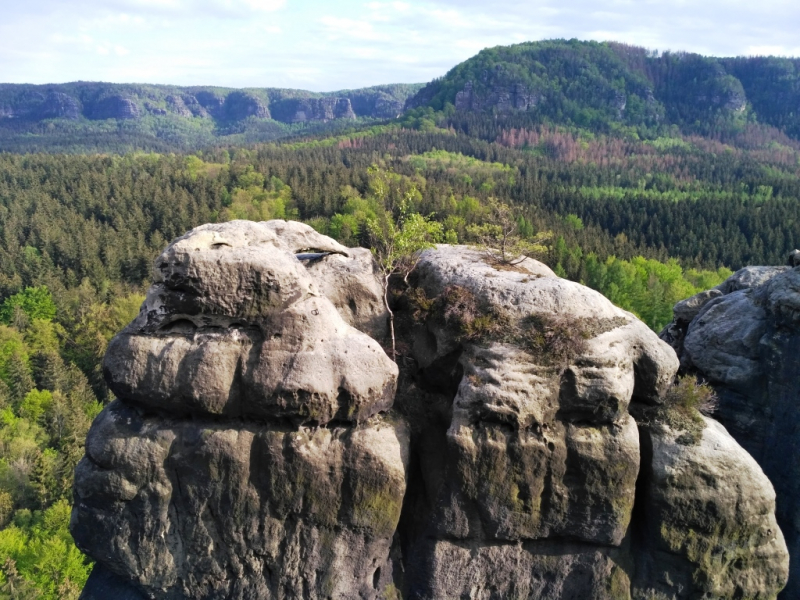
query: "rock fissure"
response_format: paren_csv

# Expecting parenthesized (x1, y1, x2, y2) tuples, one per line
(74, 224, 789, 600)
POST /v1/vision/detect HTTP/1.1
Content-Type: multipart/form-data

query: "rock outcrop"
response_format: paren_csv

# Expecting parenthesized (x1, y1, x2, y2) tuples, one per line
(73, 226, 789, 599)
(195, 91, 225, 117)
(87, 95, 140, 120)
(38, 91, 81, 119)
(73, 221, 405, 599)
(661, 254, 800, 598)
(271, 98, 357, 123)
(223, 91, 270, 121)
(454, 80, 543, 113)
(166, 95, 194, 118)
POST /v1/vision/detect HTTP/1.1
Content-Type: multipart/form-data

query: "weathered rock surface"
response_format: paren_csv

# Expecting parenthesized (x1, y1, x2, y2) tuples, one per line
(75, 220, 405, 600)
(397, 246, 779, 599)
(195, 91, 225, 117)
(271, 97, 357, 123)
(223, 91, 270, 120)
(104, 221, 397, 424)
(74, 228, 789, 599)
(166, 95, 194, 118)
(74, 401, 408, 599)
(661, 257, 800, 598)
(454, 80, 543, 113)
(38, 91, 81, 119)
(87, 95, 140, 120)
(634, 418, 788, 599)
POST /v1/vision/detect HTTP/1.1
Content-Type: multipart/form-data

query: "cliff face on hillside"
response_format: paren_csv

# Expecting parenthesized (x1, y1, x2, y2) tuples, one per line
(72, 221, 789, 600)
(0, 83, 421, 126)
(270, 97, 356, 123)
(661, 252, 800, 599)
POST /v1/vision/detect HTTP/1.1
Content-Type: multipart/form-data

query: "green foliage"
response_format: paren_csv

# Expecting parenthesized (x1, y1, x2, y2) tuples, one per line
(633, 376, 719, 446)
(221, 174, 297, 222)
(517, 314, 588, 366)
(0, 289, 56, 326)
(360, 171, 444, 359)
(553, 249, 732, 331)
(410, 39, 800, 140)
(466, 199, 552, 265)
(0, 279, 142, 598)
(0, 500, 90, 599)
(665, 376, 719, 416)
(17, 391, 52, 424)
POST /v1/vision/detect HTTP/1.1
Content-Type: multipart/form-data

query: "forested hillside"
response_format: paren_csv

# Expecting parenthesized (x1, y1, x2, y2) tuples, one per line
(409, 39, 800, 139)
(0, 39, 798, 598)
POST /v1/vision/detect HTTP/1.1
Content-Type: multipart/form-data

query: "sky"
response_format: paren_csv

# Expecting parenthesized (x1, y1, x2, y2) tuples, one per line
(1, 0, 799, 91)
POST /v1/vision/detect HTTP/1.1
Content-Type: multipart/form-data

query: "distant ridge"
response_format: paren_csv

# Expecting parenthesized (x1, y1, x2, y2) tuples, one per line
(2, 39, 800, 153)
(0, 82, 423, 124)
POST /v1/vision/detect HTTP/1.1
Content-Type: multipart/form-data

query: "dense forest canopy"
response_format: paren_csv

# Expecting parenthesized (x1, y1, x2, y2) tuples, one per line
(0, 38, 798, 597)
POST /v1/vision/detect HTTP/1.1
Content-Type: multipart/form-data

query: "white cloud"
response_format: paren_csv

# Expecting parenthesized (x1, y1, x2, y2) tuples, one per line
(319, 16, 382, 41)
(1, 0, 799, 90)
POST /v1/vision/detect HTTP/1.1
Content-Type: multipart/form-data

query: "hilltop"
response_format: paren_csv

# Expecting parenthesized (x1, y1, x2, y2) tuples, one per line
(2, 39, 800, 153)
(408, 39, 800, 138)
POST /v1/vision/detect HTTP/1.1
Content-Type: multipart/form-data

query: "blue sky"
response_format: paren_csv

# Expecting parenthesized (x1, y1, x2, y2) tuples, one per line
(2, 0, 799, 91)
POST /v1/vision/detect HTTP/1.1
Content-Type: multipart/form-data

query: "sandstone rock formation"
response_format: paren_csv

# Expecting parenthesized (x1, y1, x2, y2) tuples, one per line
(661, 255, 800, 598)
(454, 80, 543, 113)
(74, 225, 789, 599)
(87, 95, 140, 120)
(0, 83, 423, 130)
(73, 221, 405, 599)
(195, 91, 226, 117)
(38, 91, 81, 119)
(223, 91, 270, 121)
(166, 95, 194, 118)
(271, 98, 357, 123)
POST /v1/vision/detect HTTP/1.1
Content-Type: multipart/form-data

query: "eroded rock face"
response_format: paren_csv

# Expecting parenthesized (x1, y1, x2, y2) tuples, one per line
(271, 97, 357, 123)
(634, 418, 788, 600)
(73, 220, 405, 599)
(395, 246, 786, 599)
(87, 95, 140, 120)
(74, 401, 408, 599)
(74, 230, 789, 599)
(38, 92, 81, 119)
(661, 258, 800, 598)
(454, 80, 542, 113)
(223, 92, 270, 121)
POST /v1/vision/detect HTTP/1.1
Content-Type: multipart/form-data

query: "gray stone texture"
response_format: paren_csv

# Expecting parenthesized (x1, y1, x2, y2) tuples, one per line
(74, 227, 789, 599)
(660, 257, 800, 598)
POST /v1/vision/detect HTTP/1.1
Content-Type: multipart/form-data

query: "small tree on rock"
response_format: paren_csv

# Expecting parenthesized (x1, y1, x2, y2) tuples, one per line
(367, 206, 442, 361)
(467, 198, 551, 265)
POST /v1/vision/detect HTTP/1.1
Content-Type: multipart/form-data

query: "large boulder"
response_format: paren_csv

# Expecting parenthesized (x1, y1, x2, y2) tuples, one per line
(74, 230, 789, 599)
(396, 245, 787, 599)
(661, 257, 800, 598)
(73, 220, 406, 600)
(634, 418, 788, 599)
